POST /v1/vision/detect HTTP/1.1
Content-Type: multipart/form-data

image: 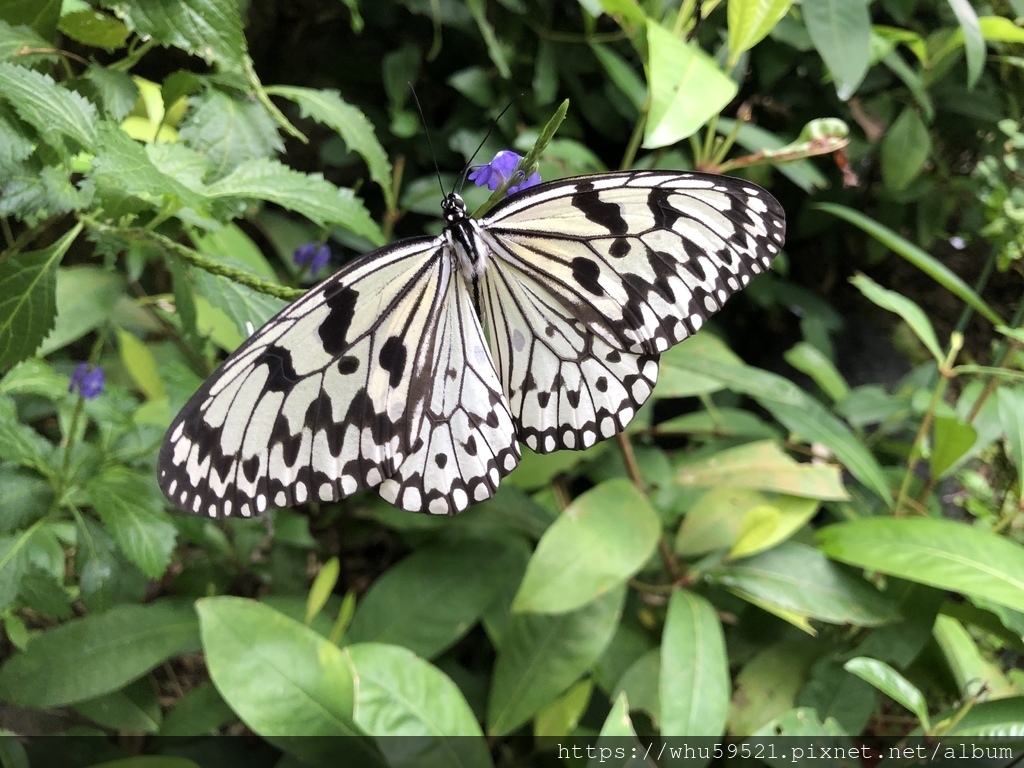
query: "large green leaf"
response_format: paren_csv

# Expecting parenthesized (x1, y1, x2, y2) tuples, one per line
(347, 643, 492, 766)
(347, 538, 526, 659)
(644, 22, 737, 147)
(197, 597, 382, 766)
(817, 518, 1024, 612)
(0, 224, 79, 367)
(0, 602, 199, 707)
(0, 62, 97, 150)
(659, 591, 729, 736)
(513, 480, 660, 614)
(706, 542, 898, 629)
(802, 0, 871, 99)
(178, 87, 283, 176)
(488, 587, 624, 736)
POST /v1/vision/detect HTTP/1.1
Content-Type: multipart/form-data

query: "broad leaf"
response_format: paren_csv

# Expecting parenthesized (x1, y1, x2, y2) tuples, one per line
(803, 0, 871, 99)
(513, 480, 660, 614)
(0, 602, 199, 707)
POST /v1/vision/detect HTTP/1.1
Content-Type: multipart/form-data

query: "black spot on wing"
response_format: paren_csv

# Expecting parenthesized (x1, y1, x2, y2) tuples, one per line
(319, 284, 358, 356)
(338, 355, 360, 375)
(572, 183, 627, 235)
(571, 257, 603, 296)
(258, 345, 299, 393)
(379, 337, 407, 389)
(241, 454, 260, 483)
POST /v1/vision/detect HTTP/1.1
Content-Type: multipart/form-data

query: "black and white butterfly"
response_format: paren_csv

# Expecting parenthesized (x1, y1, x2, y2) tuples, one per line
(158, 169, 785, 517)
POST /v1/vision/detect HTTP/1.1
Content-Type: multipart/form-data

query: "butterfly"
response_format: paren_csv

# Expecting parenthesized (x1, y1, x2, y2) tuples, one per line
(158, 168, 785, 517)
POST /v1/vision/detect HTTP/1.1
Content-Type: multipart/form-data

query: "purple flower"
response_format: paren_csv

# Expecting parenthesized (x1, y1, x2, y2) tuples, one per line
(469, 150, 541, 196)
(294, 242, 331, 275)
(69, 363, 104, 399)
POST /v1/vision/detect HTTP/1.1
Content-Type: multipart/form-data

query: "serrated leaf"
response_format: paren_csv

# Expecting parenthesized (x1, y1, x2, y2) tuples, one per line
(0, 602, 199, 707)
(0, 62, 98, 150)
(83, 64, 138, 121)
(205, 158, 384, 244)
(36, 266, 126, 356)
(178, 87, 283, 176)
(0, 397, 54, 475)
(0, 163, 91, 225)
(90, 123, 209, 216)
(0, 224, 79, 367)
(85, 467, 177, 578)
(268, 86, 393, 208)
(0, 20, 55, 63)
(98, 0, 247, 70)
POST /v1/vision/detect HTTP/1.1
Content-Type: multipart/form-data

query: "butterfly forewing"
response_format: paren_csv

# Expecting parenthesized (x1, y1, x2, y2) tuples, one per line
(159, 168, 785, 517)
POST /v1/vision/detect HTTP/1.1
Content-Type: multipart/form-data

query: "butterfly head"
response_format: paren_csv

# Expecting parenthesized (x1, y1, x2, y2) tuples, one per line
(441, 193, 468, 224)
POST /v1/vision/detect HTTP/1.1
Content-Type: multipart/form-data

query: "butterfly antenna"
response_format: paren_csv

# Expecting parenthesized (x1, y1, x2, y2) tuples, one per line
(410, 85, 446, 197)
(458, 100, 516, 192)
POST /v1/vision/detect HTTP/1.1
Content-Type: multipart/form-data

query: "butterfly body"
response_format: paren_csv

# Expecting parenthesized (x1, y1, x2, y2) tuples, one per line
(159, 170, 785, 517)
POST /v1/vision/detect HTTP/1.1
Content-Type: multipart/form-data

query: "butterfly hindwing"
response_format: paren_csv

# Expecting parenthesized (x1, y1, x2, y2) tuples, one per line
(477, 170, 785, 452)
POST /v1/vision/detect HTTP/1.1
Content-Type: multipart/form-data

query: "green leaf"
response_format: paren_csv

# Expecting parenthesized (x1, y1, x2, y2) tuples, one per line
(0, 62, 98, 150)
(784, 341, 849, 403)
(488, 587, 624, 736)
(347, 643, 492, 765)
(802, 0, 871, 99)
(729, 638, 817, 736)
(0, 0, 60, 37)
(98, 0, 247, 70)
(306, 557, 339, 625)
(727, 0, 794, 66)
(0, 224, 79, 367)
(513, 480, 660, 614)
(850, 274, 942, 361)
(660, 591, 729, 736)
(997, 388, 1024, 502)
(817, 518, 1024, 613)
(178, 87, 284, 176)
(880, 107, 931, 192)
(940, 697, 1024, 737)
(191, 265, 286, 348)
(590, 44, 646, 113)
(90, 124, 210, 217)
(0, 601, 199, 707)
(347, 538, 524, 659)
(84, 64, 139, 121)
(0, 464, 53, 533)
(58, 7, 130, 49)
(196, 597, 379, 764)
(0, 396, 55, 475)
(930, 414, 977, 479)
(0, 20, 55, 63)
(465, 0, 510, 79)
(643, 23, 737, 147)
(116, 328, 167, 401)
(0, 532, 31, 612)
(843, 656, 930, 729)
(933, 614, 1015, 700)
(36, 266, 126, 356)
(707, 542, 899, 629)
(74, 680, 161, 733)
(85, 467, 176, 579)
(159, 681, 235, 736)
(676, 440, 849, 500)
(267, 86, 394, 208)
(946, 0, 984, 88)
(588, 692, 652, 766)
(205, 158, 384, 244)
(535, 679, 592, 737)
(816, 204, 1003, 327)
